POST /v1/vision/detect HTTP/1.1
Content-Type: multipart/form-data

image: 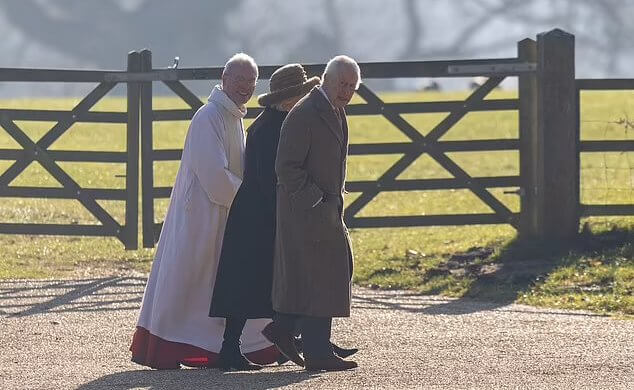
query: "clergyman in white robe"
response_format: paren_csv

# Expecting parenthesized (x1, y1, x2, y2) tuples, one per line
(130, 85, 275, 369)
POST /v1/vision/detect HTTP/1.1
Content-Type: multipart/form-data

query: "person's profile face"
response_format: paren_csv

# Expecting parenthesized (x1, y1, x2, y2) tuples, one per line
(324, 67, 358, 108)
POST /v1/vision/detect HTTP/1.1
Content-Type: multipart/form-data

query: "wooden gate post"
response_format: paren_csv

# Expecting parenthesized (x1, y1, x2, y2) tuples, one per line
(124, 51, 141, 249)
(536, 29, 578, 240)
(517, 38, 539, 239)
(140, 49, 155, 248)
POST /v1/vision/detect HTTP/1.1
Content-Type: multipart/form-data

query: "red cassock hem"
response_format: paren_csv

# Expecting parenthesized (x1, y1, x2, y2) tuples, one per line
(130, 326, 280, 369)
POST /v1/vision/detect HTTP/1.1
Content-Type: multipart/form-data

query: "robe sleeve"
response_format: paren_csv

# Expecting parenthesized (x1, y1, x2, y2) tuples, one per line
(187, 107, 242, 208)
(275, 110, 323, 209)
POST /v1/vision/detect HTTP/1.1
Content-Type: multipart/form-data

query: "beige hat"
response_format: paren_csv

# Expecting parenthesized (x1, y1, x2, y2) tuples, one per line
(257, 63, 320, 106)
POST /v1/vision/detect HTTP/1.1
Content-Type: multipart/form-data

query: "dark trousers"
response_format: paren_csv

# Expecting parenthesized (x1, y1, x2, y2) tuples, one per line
(222, 316, 247, 351)
(274, 312, 333, 359)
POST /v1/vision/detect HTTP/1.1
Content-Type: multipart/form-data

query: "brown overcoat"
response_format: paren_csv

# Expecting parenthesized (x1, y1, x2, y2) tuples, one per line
(272, 87, 353, 318)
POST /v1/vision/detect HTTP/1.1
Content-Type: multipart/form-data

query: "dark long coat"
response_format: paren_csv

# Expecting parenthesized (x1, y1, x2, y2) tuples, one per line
(209, 107, 286, 319)
(272, 87, 354, 318)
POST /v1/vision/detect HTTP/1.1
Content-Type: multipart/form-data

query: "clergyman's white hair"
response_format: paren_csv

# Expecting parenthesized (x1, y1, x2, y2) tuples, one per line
(222, 52, 258, 77)
(322, 55, 361, 88)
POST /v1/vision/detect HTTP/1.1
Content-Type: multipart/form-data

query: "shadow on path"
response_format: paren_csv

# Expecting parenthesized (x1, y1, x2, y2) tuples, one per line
(77, 367, 315, 390)
(0, 276, 146, 317)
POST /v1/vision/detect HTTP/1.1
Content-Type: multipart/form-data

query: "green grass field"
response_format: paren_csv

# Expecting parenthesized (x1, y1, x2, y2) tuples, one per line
(1, 89, 632, 315)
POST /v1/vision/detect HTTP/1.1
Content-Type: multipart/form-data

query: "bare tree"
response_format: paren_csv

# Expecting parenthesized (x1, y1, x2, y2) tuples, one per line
(0, 0, 242, 68)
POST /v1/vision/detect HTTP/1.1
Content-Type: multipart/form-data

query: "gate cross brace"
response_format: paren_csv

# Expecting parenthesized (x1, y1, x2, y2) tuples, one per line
(0, 82, 123, 237)
(346, 78, 518, 228)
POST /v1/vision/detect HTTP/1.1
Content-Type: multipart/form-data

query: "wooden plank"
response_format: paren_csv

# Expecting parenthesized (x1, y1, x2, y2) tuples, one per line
(0, 149, 24, 160)
(158, 177, 521, 198)
(0, 83, 115, 187)
(0, 68, 123, 82)
(345, 99, 518, 115)
(349, 140, 519, 155)
(152, 149, 182, 161)
(153, 109, 197, 121)
(159, 57, 525, 81)
(0, 116, 122, 234)
(0, 187, 127, 200)
(424, 77, 505, 142)
(435, 139, 519, 152)
(124, 50, 141, 250)
(345, 82, 518, 228)
(163, 80, 204, 110)
(140, 49, 156, 248)
(151, 139, 520, 162)
(345, 213, 515, 228)
(0, 109, 126, 123)
(537, 29, 578, 239)
(423, 149, 518, 227)
(580, 204, 634, 216)
(153, 107, 264, 121)
(343, 153, 418, 217)
(580, 140, 634, 152)
(153, 187, 172, 198)
(346, 176, 520, 192)
(0, 223, 112, 236)
(518, 38, 540, 239)
(576, 79, 634, 90)
(354, 84, 423, 141)
(153, 101, 516, 121)
(0, 157, 30, 187)
(38, 82, 117, 148)
(0, 58, 529, 84)
(47, 151, 128, 162)
(74, 112, 127, 123)
(0, 109, 68, 121)
(0, 150, 127, 163)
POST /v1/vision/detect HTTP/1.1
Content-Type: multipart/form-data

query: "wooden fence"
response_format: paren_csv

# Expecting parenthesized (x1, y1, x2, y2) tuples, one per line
(0, 28, 632, 249)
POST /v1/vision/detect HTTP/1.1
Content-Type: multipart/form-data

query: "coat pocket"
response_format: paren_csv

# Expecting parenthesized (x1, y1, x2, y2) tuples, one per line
(303, 199, 341, 242)
(289, 181, 323, 211)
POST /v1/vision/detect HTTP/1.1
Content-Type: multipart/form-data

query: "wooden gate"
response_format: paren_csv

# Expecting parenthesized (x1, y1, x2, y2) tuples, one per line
(0, 52, 142, 249)
(137, 53, 537, 247)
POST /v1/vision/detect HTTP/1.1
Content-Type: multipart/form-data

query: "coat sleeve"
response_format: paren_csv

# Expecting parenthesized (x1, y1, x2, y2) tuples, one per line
(187, 108, 242, 208)
(275, 110, 323, 209)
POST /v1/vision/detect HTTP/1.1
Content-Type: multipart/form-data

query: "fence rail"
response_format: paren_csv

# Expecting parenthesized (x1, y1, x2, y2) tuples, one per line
(0, 28, 633, 249)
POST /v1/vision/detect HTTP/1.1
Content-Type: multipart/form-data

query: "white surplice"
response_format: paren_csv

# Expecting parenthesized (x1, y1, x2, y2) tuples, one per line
(135, 85, 272, 354)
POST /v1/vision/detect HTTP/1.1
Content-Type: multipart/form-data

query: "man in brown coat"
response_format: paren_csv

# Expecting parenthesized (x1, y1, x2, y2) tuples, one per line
(262, 55, 360, 372)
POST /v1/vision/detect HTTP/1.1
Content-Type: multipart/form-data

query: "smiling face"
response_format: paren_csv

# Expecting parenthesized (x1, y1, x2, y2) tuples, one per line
(221, 62, 258, 106)
(323, 65, 358, 108)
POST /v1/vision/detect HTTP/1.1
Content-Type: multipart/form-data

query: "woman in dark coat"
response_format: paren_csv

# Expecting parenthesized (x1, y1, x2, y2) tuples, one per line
(209, 64, 320, 370)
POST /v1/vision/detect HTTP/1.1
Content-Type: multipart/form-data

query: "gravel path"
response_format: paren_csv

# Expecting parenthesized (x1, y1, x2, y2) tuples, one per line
(1, 275, 632, 390)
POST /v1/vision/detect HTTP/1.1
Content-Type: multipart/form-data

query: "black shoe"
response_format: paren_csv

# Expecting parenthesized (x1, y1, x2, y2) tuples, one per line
(277, 338, 358, 364)
(305, 354, 358, 372)
(262, 322, 305, 367)
(331, 342, 358, 359)
(276, 337, 303, 365)
(217, 346, 263, 371)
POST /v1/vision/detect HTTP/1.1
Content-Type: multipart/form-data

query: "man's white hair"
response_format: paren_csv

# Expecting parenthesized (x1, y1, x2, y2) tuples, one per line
(322, 55, 361, 88)
(222, 52, 258, 77)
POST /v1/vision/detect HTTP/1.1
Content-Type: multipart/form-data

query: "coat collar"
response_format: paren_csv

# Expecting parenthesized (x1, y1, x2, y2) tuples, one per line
(310, 87, 343, 145)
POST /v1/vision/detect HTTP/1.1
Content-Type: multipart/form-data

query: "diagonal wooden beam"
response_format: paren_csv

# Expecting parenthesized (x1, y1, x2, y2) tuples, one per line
(38, 82, 117, 149)
(163, 80, 204, 111)
(345, 80, 517, 228)
(424, 77, 504, 142)
(355, 84, 422, 142)
(0, 116, 122, 235)
(0, 82, 116, 187)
